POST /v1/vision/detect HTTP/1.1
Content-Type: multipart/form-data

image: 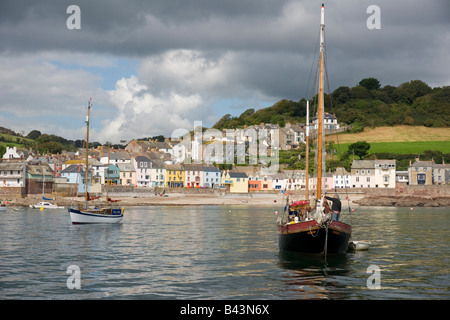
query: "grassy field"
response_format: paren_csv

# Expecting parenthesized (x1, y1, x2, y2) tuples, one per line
(335, 141, 450, 157)
(327, 125, 450, 156)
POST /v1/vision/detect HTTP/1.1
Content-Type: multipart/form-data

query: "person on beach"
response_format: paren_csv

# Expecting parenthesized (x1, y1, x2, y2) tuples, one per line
(325, 194, 342, 221)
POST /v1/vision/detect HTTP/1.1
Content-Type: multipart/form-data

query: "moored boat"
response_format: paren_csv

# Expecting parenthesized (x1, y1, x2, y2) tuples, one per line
(352, 241, 372, 251)
(69, 207, 123, 224)
(68, 99, 124, 224)
(277, 3, 352, 255)
(30, 201, 64, 209)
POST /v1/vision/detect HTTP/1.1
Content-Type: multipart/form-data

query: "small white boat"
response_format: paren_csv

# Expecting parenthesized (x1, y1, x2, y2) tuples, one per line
(30, 202, 64, 209)
(352, 241, 372, 251)
(69, 207, 123, 224)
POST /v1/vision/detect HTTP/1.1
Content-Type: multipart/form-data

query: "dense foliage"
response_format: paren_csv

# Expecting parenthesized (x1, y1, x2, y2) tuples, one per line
(213, 79, 449, 130)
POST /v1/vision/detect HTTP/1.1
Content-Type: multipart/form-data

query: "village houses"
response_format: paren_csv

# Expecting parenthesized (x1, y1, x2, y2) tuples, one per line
(1, 117, 449, 198)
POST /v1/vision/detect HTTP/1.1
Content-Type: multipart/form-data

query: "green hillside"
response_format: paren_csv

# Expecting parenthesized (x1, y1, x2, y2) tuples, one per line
(213, 79, 450, 130)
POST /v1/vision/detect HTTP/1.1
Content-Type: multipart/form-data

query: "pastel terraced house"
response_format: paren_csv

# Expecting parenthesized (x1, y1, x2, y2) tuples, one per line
(184, 164, 204, 188)
(166, 164, 184, 188)
(203, 165, 221, 188)
(221, 170, 248, 193)
(133, 156, 152, 187)
(117, 163, 136, 186)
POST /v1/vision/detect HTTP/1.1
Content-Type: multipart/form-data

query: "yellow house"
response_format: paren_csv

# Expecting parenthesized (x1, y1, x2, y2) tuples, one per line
(166, 164, 185, 188)
(221, 170, 248, 193)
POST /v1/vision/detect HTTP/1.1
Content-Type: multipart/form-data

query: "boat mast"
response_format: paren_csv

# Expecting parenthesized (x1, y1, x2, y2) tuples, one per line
(316, 3, 325, 200)
(305, 100, 309, 199)
(85, 99, 91, 209)
(106, 144, 110, 208)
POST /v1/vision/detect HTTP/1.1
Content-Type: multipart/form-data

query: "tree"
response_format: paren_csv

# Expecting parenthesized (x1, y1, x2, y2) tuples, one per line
(27, 130, 42, 140)
(333, 86, 352, 104)
(358, 78, 381, 91)
(239, 108, 255, 118)
(212, 114, 231, 129)
(396, 80, 432, 104)
(348, 141, 371, 159)
(351, 86, 371, 99)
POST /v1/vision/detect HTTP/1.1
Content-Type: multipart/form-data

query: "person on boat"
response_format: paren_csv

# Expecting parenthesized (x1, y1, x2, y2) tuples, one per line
(325, 194, 341, 221)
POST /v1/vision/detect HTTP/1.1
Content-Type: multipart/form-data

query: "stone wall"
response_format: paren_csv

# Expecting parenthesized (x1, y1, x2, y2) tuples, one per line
(0, 187, 24, 198)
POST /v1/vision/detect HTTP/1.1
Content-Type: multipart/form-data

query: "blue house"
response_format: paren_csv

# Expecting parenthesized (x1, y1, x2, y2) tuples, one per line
(203, 165, 221, 188)
(61, 164, 92, 194)
(105, 164, 120, 185)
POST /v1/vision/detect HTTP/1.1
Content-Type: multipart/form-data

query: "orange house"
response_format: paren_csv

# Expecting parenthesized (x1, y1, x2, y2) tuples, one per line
(248, 180, 262, 191)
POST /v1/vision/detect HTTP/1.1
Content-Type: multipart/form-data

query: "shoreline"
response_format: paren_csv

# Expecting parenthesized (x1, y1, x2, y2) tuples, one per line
(4, 192, 449, 208)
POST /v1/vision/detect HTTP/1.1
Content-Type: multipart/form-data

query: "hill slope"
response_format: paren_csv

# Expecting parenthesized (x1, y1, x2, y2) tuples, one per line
(327, 125, 450, 144)
(213, 79, 450, 130)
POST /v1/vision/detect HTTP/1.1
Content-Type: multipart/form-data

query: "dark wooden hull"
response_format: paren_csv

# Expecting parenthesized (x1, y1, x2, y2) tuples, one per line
(278, 220, 351, 254)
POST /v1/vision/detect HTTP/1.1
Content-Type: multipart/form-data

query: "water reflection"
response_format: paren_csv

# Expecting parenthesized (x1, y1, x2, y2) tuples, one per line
(278, 252, 351, 299)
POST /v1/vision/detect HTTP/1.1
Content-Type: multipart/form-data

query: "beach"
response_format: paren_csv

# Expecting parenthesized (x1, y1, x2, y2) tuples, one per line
(6, 190, 449, 208)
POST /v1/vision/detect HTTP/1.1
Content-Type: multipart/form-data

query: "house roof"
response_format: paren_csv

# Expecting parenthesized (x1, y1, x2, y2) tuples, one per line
(166, 164, 183, 171)
(228, 171, 248, 178)
(150, 159, 165, 168)
(117, 163, 135, 172)
(203, 165, 220, 172)
(26, 164, 53, 175)
(134, 155, 151, 162)
(351, 160, 375, 169)
(0, 162, 25, 171)
(183, 164, 204, 171)
(411, 161, 434, 167)
(62, 164, 84, 174)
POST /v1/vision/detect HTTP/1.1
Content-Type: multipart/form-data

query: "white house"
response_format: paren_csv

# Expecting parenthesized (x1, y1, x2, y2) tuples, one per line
(313, 112, 340, 130)
(184, 164, 204, 188)
(0, 161, 25, 187)
(133, 155, 152, 187)
(150, 159, 166, 187)
(2, 147, 34, 161)
(351, 159, 396, 188)
(333, 167, 351, 189)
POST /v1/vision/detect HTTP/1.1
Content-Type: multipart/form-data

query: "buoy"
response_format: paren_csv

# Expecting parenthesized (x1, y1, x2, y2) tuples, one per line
(40, 207, 44, 211)
(275, 211, 278, 215)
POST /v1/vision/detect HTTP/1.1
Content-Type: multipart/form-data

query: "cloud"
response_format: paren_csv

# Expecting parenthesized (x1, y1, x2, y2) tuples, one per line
(101, 75, 204, 142)
(0, 52, 109, 138)
(1, 0, 449, 144)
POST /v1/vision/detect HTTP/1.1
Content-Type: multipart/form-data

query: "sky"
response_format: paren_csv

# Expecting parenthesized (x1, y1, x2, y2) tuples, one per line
(0, 0, 449, 144)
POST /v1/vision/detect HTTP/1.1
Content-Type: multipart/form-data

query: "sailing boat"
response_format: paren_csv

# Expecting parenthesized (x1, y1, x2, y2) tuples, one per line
(277, 3, 351, 254)
(30, 166, 63, 209)
(68, 99, 124, 224)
